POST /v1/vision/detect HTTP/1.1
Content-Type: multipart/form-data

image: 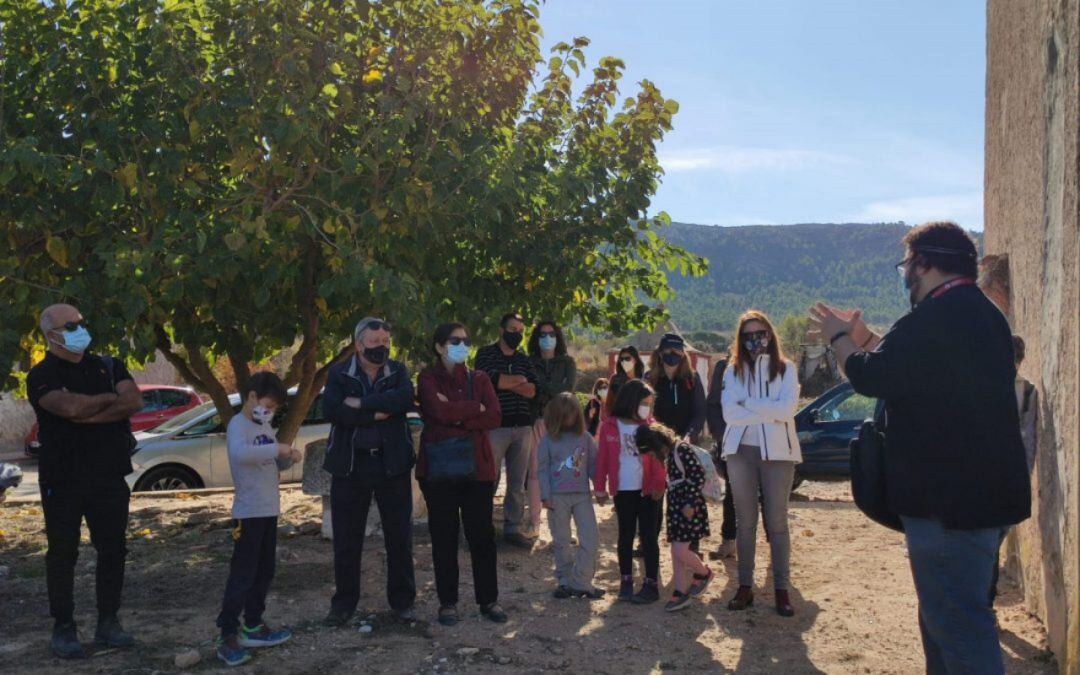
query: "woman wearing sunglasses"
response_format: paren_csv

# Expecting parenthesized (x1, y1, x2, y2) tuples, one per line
(416, 323, 508, 626)
(720, 310, 802, 617)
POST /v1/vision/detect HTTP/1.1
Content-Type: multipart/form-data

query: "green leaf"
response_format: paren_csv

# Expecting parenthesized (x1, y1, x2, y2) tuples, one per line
(46, 237, 69, 268)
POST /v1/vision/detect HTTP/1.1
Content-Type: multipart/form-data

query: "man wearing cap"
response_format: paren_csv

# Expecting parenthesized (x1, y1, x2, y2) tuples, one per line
(810, 221, 1030, 674)
(322, 317, 417, 626)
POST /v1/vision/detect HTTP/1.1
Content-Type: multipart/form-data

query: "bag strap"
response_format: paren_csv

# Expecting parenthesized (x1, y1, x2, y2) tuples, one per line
(466, 370, 474, 401)
(671, 443, 686, 479)
(101, 356, 117, 393)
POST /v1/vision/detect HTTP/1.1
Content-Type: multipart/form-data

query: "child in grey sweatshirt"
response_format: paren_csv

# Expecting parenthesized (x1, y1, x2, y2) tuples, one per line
(215, 373, 300, 667)
(538, 393, 602, 599)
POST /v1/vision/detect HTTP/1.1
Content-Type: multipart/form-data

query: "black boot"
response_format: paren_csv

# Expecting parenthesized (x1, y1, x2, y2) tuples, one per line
(51, 622, 85, 659)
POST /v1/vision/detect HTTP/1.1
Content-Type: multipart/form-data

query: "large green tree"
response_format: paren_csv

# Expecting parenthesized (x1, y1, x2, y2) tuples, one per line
(0, 0, 704, 441)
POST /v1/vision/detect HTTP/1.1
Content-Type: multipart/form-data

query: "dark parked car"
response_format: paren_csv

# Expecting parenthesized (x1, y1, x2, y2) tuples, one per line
(792, 382, 876, 488)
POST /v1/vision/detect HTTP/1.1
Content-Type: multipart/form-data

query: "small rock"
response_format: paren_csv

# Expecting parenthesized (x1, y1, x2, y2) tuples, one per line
(358, 624, 374, 634)
(457, 647, 480, 656)
(0, 565, 9, 580)
(174, 648, 201, 669)
(184, 512, 212, 526)
(298, 521, 321, 535)
(498, 656, 512, 665)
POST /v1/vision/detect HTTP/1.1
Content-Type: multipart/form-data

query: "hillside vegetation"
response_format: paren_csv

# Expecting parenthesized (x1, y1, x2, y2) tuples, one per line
(661, 221, 957, 333)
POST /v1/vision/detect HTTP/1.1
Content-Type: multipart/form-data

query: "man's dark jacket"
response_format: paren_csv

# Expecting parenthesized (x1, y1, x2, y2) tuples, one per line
(845, 283, 1031, 530)
(322, 356, 415, 478)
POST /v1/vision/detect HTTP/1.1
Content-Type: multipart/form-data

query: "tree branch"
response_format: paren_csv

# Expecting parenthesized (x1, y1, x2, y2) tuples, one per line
(153, 325, 207, 391)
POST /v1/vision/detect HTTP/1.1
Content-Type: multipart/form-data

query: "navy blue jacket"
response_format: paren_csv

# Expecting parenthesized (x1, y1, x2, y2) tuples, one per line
(322, 356, 415, 478)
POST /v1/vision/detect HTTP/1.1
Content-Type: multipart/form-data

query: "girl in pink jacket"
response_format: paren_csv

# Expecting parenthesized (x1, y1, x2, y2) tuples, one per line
(594, 380, 667, 604)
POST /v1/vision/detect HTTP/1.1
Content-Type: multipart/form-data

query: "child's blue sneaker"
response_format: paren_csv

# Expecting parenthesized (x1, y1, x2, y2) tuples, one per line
(216, 635, 252, 667)
(239, 623, 292, 648)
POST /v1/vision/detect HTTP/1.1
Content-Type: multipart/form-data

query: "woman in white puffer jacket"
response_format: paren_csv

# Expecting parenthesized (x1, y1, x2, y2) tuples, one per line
(721, 310, 801, 617)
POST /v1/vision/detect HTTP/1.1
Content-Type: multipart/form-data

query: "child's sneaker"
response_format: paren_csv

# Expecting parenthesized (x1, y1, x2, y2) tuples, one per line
(572, 587, 606, 600)
(664, 591, 693, 613)
(689, 569, 715, 598)
(631, 579, 660, 605)
(618, 576, 634, 602)
(239, 623, 292, 648)
(216, 635, 252, 667)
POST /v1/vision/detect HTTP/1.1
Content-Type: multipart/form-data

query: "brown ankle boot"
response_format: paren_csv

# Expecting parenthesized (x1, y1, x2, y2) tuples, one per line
(727, 585, 754, 610)
(775, 589, 795, 617)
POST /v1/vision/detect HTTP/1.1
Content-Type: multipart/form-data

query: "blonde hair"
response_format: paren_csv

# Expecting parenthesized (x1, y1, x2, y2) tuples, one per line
(544, 392, 585, 440)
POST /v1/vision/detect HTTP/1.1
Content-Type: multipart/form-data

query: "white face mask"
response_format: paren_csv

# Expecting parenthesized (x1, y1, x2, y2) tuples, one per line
(620, 358, 635, 374)
(252, 405, 274, 425)
(597, 388, 609, 399)
(637, 405, 651, 420)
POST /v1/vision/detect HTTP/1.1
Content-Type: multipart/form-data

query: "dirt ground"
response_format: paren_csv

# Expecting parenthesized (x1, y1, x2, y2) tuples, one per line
(0, 480, 1057, 674)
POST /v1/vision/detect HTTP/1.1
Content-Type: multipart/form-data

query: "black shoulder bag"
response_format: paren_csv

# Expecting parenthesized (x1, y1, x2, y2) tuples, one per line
(424, 373, 478, 482)
(850, 401, 903, 532)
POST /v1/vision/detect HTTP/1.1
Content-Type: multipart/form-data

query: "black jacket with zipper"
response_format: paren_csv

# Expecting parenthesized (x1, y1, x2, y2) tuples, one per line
(322, 356, 416, 479)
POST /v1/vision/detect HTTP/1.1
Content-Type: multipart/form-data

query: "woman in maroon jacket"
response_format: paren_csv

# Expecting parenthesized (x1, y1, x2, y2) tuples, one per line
(416, 322, 506, 627)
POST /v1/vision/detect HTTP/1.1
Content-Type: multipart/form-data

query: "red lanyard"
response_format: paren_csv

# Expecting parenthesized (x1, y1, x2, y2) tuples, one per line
(929, 277, 976, 299)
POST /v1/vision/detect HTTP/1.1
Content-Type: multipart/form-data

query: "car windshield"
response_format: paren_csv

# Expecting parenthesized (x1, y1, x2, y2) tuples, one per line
(150, 401, 217, 434)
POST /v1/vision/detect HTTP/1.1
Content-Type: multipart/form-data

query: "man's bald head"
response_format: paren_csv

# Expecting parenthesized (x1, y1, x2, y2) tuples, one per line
(40, 304, 82, 336)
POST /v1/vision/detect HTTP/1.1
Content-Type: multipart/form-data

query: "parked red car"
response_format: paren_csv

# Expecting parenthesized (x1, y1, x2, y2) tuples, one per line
(24, 385, 203, 457)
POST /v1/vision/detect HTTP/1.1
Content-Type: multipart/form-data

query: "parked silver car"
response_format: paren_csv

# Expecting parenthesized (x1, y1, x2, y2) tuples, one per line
(127, 389, 329, 492)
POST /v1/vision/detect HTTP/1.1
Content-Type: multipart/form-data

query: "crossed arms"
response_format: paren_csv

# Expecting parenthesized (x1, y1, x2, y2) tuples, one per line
(38, 379, 143, 424)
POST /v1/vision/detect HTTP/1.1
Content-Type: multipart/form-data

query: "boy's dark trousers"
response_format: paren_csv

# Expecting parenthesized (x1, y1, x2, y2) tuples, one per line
(217, 516, 278, 638)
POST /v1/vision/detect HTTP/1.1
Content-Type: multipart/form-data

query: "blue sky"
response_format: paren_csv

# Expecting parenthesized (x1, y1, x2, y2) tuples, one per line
(538, 1, 986, 230)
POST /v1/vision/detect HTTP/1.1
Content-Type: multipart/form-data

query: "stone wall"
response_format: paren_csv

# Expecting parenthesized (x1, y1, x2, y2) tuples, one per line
(985, 0, 1080, 671)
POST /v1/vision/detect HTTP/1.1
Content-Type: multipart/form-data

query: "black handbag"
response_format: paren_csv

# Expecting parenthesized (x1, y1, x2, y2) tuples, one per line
(424, 373, 478, 482)
(850, 412, 903, 532)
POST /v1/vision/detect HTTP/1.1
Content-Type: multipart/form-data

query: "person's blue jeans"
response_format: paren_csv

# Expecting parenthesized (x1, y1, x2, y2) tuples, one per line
(901, 516, 1007, 674)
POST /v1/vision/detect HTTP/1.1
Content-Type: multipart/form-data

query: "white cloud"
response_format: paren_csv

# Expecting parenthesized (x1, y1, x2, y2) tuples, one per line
(660, 146, 855, 174)
(853, 191, 984, 229)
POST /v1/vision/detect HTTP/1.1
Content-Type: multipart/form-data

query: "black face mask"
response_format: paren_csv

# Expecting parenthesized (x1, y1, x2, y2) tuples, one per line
(363, 345, 390, 365)
(662, 352, 682, 367)
(502, 331, 524, 350)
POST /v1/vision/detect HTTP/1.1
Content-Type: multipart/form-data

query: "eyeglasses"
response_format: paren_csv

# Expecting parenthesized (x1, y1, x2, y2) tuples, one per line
(740, 330, 768, 341)
(538, 331, 557, 338)
(620, 357, 635, 363)
(895, 257, 913, 278)
(446, 337, 470, 346)
(49, 320, 87, 333)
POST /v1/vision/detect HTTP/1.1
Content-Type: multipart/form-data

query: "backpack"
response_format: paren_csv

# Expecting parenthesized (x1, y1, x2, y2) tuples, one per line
(670, 442, 725, 503)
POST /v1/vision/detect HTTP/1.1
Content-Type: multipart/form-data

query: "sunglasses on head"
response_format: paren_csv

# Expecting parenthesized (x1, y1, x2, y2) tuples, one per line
(741, 330, 768, 341)
(51, 320, 87, 333)
(446, 337, 470, 346)
(362, 320, 392, 332)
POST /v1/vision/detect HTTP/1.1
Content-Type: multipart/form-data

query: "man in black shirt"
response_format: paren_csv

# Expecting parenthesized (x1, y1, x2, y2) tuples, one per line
(811, 222, 1029, 674)
(26, 304, 144, 659)
(473, 312, 538, 548)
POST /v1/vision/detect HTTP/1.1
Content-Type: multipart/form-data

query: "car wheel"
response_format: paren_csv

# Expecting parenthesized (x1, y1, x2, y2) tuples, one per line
(135, 466, 201, 493)
(791, 471, 805, 492)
